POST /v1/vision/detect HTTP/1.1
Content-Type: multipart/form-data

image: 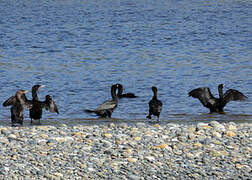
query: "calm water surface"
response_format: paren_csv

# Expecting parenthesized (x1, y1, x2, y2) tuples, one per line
(0, 0, 251, 125)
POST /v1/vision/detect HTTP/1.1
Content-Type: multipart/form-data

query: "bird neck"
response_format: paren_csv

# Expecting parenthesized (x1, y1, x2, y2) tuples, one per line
(218, 86, 224, 99)
(117, 87, 123, 97)
(153, 92, 158, 100)
(32, 94, 38, 100)
(32, 89, 39, 100)
(111, 87, 118, 100)
(113, 96, 118, 102)
(16, 94, 25, 104)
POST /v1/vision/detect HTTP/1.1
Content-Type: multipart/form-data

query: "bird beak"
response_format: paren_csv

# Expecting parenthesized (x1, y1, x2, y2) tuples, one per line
(40, 85, 45, 88)
(24, 90, 29, 94)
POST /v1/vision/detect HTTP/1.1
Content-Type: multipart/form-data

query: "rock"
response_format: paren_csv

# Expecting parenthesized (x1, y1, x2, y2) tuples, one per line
(37, 139, 47, 145)
(8, 134, 17, 139)
(152, 144, 168, 149)
(186, 153, 194, 159)
(212, 131, 222, 138)
(133, 137, 141, 141)
(36, 126, 51, 131)
(128, 174, 141, 180)
(227, 124, 237, 131)
(118, 123, 128, 129)
(173, 149, 183, 155)
(197, 123, 211, 129)
(72, 131, 85, 137)
(103, 133, 113, 138)
(0, 137, 9, 144)
(87, 167, 95, 172)
(54, 172, 63, 177)
(40, 134, 49, 139)
(54, 137, 65, 143)
(209, 121, 226, 132)
(235, 163, 244, 169)
(153, 124, 161, 128)
(128, 158, 137, 163)
(145, 156, 155, 162)
(193, 142, 203, 148)
(109, 123, 115, 128)
(226, 131, 236, 137)
(64, 136, 74, 142)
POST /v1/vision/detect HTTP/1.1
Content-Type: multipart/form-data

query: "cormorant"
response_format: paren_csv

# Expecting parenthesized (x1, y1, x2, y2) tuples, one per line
(29, 85, 45, 124)
(28, 85, 59, 124)
(3, 90, 32, 125)
(147, 86, 163, 120)
(85, 84, 119, 118)
(189, 84, 248, 113)
(116, 84, 137, 98)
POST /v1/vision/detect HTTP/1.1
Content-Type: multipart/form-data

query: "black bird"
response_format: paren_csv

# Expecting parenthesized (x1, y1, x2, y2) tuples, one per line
(85, 84, 119, 118)
(29, 85, 59, 124)
(3, 90, 32, 125)
(29, 85, 45, 124)
(147, 86, 163, 120)
(116, 84, 137, 98)
(189, 84, 248, 113)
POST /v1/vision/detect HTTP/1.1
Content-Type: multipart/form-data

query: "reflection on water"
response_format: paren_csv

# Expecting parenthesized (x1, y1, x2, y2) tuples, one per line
(0, 0, 251, 125)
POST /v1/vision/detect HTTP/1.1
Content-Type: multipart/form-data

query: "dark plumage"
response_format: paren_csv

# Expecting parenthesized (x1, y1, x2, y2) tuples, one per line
(147, 86, 163, 120)
(29, 85, 45, 123)
(4, 85, 59, 124)
(44, 95, 59, 114)
(116, 84, 137, 98)
(3, 90, 32, 125)
(189, 84, 248, 113)
(28, 85, 59, 124)
(85, 84, 119, 118)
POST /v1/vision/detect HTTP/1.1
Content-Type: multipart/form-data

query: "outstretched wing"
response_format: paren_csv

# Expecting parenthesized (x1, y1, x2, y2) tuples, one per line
(3, 96, 16, 106)
(222, 89, 247, 107)
(2, 94, 32, 108)
(21, 94, 33, 109)
(44, 97, 59, 114)
(188, 87, 215, 107)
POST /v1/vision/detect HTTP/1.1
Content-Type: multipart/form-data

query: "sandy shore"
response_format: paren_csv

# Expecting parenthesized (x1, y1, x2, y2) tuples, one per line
(0, 121, 251, 179)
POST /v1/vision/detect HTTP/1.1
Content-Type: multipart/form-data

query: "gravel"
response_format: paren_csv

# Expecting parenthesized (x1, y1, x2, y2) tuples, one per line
(0, 121, 251, 179)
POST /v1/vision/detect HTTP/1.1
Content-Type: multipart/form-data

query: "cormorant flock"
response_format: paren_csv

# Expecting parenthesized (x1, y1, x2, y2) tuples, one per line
(2, 83, 248, 125)
(3, 85, 59, 126)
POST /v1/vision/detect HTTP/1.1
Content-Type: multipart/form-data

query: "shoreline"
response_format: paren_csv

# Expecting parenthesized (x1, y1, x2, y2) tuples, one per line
(0, 121, 251, 179)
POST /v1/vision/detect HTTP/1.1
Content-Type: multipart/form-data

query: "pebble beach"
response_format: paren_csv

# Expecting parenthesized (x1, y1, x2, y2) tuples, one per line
(0, 121, 251, 179)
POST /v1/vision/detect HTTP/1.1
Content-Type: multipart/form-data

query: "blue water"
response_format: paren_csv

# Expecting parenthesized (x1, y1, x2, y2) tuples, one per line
(0, 0, 251, 125)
